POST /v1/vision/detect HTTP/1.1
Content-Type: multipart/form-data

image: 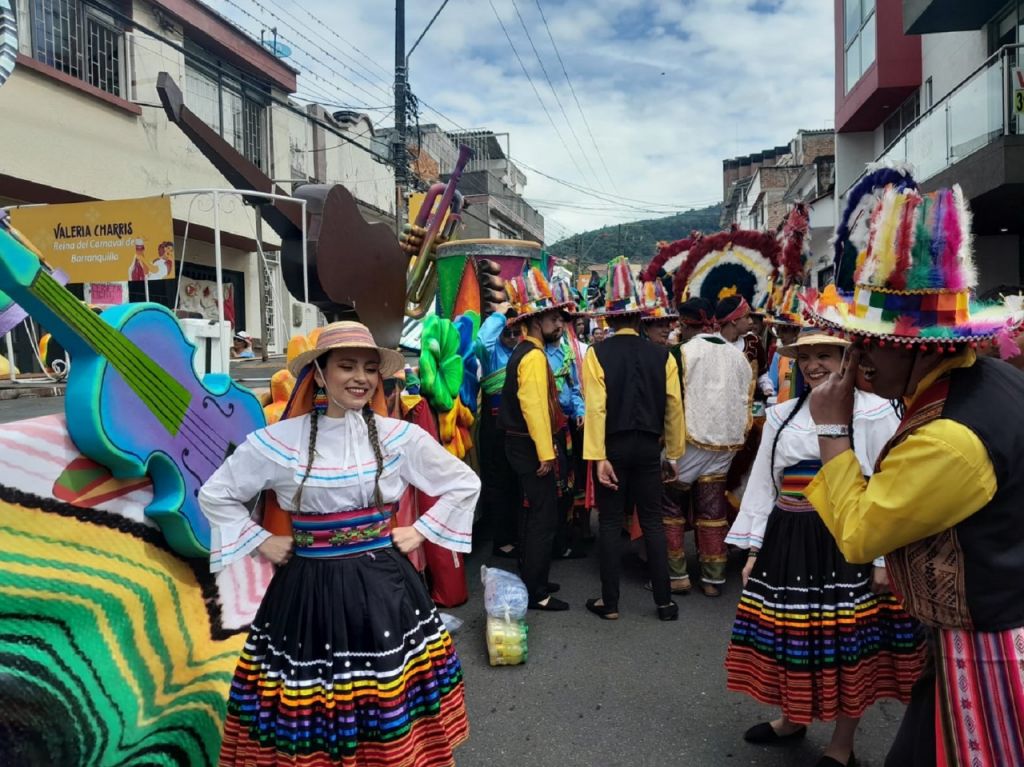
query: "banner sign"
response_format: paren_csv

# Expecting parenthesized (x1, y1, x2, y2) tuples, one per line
(9, 197, 176, 284)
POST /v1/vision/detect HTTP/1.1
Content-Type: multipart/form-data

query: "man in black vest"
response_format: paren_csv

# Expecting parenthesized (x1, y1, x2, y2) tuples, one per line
(804, 183, 1024, 766)
(498, 269, 574, 611)
(581, 258, 685, 621)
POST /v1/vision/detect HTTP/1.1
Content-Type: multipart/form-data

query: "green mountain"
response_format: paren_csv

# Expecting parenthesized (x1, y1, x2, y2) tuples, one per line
(547, 203, 723, 266)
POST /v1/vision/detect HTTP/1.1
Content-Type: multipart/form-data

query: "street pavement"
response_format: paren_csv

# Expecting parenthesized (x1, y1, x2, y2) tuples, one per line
(0, 385, 905, 766)
(445, 542, 904, 767)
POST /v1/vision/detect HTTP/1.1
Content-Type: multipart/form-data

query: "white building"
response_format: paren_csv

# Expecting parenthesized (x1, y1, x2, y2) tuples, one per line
(0, 0, 395, 369)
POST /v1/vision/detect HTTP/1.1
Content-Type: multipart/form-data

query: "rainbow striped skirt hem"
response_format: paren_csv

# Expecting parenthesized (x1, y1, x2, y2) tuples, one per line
(219, 549, 467, 766)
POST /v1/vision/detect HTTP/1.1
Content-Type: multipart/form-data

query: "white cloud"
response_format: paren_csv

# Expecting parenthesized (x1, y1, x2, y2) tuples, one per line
(205, 0, 835, 244)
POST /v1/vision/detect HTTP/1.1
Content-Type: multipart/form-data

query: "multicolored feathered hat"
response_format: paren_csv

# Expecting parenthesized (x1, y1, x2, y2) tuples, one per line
(640, 279, 678, 322)
(672, 228, 780, 311)
(550, 273, 579, 315)
(595, 256, 644, 316)
(769, 204, 811, 327)
(505, 266, 574, 325)
(806, 184, 1024, 351)
(832, 163, 918, 291)
(641, 232, 701, 307)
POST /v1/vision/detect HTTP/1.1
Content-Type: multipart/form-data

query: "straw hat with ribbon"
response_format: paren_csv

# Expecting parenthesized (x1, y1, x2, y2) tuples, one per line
(806, 184, 1024, 355)
(776, 325, 851, 358)
(288, 321, 405, 379)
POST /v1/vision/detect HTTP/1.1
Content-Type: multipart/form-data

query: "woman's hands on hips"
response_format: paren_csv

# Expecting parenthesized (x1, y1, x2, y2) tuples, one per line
(393, 526, 427, 554)
(258, 535, 294, 565)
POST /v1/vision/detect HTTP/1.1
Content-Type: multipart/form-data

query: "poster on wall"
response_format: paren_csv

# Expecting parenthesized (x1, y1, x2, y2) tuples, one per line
(84, 282, 128, 306)
(177, 277, 236, 326)
(9, 197, 176, 284)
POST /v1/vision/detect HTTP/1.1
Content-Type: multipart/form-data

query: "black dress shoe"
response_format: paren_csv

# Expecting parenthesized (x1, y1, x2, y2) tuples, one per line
(528, 596, 569, 611)
(656, 601, 679, 621)
(743, 721, 808, 744)
(545, 582, 561, 594)
(585, 598, 619, 620)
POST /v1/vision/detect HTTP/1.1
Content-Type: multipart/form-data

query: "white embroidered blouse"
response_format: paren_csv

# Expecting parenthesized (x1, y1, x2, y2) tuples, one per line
(199, 411, 481, 572)
(725, 390, 898, 564)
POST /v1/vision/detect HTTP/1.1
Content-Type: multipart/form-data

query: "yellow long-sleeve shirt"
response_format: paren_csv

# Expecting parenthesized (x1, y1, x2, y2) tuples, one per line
(581, 329, 685, 461)
(805, 351, 997, 564)
(516, 336, 556, 462)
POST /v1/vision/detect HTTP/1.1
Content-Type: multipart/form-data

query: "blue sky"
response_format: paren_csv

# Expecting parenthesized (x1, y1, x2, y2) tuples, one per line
(207, 0, 835, 243)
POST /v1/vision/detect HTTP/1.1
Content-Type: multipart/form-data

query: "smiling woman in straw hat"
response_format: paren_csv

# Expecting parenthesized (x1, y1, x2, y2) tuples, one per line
(723, 325, 925, 767)
(199, 320, 481, 767)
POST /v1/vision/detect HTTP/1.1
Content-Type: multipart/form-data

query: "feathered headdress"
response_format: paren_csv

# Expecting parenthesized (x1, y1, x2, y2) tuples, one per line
(769, 204, 811, 326)
(808, 184, 1023, 353)
(640, 279, 677, 322)
(672, 229, 780, 311)
(594, 256, 643, 316)
(505, 266, 574, 324)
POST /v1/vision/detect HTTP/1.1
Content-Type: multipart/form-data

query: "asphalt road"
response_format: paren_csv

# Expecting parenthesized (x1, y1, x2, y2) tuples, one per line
(444, 542, 905, 767)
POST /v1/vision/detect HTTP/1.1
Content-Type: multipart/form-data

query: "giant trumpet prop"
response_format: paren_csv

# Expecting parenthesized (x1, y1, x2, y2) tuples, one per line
(404, 144, 473, 318)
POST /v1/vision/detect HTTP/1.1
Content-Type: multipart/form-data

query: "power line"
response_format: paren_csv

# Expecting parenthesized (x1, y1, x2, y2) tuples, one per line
(487, 0, 591, 190)
(534, 0, 616, 190)
(509, 0, 604, 192)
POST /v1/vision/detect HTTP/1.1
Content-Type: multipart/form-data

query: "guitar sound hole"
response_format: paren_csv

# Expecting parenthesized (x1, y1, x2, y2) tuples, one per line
(202, 396, 235, 417)
(180, 447, 203, 497)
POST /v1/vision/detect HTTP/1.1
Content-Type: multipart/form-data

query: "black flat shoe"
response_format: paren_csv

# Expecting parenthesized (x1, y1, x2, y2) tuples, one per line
(814, 753, 856, 767)
(528, 596, 569, 611)
(743, 721, 807, 745)
(585, 598, 619, 620)
(656, 601, 679, 621)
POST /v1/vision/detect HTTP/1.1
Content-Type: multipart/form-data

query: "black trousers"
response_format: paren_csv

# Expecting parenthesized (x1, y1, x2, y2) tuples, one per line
(505, 433, 559, 603)
(594, 431, 672, 610)
(885, 638, 938, 767)
(479, 405, 521, 550)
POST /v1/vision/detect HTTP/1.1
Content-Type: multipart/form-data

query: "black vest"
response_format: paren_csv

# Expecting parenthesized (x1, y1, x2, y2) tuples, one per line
(593, 333, 668, 437)
(884, 357, 1024, 632)
(935, 358, 1024, 630)
(497, 340, 544, 435)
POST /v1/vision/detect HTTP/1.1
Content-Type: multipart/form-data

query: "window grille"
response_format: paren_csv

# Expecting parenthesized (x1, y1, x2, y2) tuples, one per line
(31, 0, 122, 96)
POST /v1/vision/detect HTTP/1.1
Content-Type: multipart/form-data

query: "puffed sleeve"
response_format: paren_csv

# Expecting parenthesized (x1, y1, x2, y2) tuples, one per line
(198, 438, 282, 573)
(725, 404, 784, 550)
(401, 426, 481, 553)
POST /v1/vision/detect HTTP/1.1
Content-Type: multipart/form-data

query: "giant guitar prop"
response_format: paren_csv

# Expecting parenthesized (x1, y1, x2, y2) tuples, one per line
(0, 215, 265, 557)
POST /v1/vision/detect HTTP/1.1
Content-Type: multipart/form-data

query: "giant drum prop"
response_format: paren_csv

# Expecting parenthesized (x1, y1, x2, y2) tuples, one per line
(434, 239, 545, 319)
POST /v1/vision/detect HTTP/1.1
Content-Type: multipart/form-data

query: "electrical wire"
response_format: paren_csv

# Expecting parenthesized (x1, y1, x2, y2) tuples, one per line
(534, 0, 616, 190)
(509, 0, 604, 192)
(487, 0, 592, 190)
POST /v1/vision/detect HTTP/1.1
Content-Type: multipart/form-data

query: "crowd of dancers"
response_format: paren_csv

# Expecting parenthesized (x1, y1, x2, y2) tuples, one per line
(199, 172, 1024, 767)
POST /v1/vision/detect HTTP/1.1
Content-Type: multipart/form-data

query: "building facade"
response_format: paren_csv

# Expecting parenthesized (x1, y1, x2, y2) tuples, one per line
(0, 0, 396, 369)
(721, 129, 837, 286)
(834, 0, 1024, 295)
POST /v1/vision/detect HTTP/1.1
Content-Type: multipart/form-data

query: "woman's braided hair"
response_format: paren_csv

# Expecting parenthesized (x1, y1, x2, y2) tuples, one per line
(362, 405, 385, 509)
(294, 408, 319, 512)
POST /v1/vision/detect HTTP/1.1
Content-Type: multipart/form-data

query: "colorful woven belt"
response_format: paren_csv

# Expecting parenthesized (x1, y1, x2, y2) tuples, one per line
(291, 504, 395, 558)
(776, 460, 822, 512)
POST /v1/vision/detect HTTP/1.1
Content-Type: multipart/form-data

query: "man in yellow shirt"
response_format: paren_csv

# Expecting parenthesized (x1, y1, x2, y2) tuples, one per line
(803, 184, 1024, 767)
(582, 257, 685, 621)
(498, 268, 574, 612)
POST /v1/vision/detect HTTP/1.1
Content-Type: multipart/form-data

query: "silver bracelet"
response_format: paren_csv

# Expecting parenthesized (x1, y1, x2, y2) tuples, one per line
(815, 424, 850, 438)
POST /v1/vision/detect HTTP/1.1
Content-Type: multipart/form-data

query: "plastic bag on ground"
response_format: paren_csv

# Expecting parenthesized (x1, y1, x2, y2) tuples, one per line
(480, 565, 528, 621)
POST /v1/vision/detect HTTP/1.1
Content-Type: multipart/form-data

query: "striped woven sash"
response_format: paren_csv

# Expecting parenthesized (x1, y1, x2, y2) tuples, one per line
(291, 504, 395, 558)
(777, 460, 822, 512)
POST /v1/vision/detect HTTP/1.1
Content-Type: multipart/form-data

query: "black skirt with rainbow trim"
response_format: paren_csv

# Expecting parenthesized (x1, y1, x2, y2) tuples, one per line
(724, 460, 926, 724)
(220, 510, 467, 767)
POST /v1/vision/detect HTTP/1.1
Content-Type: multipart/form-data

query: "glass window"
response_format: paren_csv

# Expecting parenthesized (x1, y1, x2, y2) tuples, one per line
(183, 44, 268, 169)
(30, 0, 122, 96)
(844, 0, 876, 93)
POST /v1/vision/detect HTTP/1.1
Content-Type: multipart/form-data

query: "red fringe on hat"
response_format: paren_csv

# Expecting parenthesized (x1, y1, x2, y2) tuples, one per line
(891, 193, 922, 290)
(780, 204, 809, 285)
(672, 229, 781, 299)
(641, 231, 701, 282)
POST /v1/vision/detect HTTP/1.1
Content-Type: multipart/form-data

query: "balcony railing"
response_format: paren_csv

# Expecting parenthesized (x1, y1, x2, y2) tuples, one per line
(876, 44, 1023, 182)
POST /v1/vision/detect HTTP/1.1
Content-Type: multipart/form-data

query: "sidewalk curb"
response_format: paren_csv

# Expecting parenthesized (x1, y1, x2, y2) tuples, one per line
(0, 385, 66, 400)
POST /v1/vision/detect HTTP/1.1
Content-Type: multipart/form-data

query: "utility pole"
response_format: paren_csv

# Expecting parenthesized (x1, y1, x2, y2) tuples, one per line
(617, 223, 622, 253)
(392, 0, 407, 235)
